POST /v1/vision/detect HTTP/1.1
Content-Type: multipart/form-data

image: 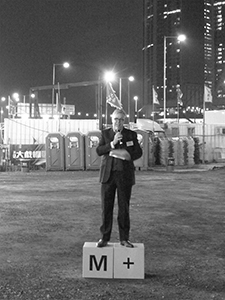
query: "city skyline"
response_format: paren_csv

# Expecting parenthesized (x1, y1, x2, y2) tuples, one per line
(1, 0, 225, 120)
(143, 0, 225, 114)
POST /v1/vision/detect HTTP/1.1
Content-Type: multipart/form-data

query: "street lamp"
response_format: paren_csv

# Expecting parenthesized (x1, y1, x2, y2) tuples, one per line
(163, 34, 186, 123)
(52, 62, 70, 118)
(119, 76, 134, 101)
(0, 97, 6, 123)
(11, 93, 20, 118)
(12, 93, 20, 102)
(119, 76, 134, 123)
(104, 71, 116, 83)
(133, 96, 138, 123)
(0, 107, 3, 123)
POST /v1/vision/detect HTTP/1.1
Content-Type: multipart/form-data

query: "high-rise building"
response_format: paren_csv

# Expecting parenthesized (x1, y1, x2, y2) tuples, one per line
(143, 0, 225, 115)
(204, 0, 214, 90)
(213, 0, 225, 104)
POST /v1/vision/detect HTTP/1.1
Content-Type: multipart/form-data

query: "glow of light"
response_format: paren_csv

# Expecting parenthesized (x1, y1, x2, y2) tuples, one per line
(104, 71, 116, 82)
(12, 93, 20, 101)
(63, 62, 70, 68)
(128, 76, 135, 82)
(78, 112, 81, 116)
(1, 97, 6, 102)
(177, 34, 186, 42)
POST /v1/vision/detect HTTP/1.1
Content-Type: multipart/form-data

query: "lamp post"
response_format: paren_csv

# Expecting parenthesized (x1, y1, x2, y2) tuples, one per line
(0, 97, 6, 123)
(11, 93, 20, 118)
(103, 70, 116, 126)
(127, 76, 134, 123)
(52, 62, 70, 118)
(133, 96, 138, 123)
(163, 34, 186, 123)
(119, 76, 134, 123)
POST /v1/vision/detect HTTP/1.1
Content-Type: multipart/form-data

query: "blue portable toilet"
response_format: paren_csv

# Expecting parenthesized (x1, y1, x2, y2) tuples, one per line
(85, 130, 101, 170)
(46, 133, 65, 171)
(65, 132, 85, 170)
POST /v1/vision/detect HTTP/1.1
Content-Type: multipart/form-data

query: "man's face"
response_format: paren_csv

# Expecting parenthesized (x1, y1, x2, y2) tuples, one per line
(112, 112, 125, 132)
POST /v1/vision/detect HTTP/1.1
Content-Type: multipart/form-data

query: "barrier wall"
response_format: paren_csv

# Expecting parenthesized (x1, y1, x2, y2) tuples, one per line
(156, 137, 196, 166)
(3, 127, 225, 172)
(4, 118, 98, 145)
(166, 123, 225, 162)
(3, 119, 225, 164)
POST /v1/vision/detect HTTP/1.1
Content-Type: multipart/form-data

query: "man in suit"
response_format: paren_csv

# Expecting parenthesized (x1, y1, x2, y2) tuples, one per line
(96, 108, 142, 248)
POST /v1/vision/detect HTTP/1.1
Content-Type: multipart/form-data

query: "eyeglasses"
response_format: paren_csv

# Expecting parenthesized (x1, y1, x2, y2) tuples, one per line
(114, 118, 125, 122)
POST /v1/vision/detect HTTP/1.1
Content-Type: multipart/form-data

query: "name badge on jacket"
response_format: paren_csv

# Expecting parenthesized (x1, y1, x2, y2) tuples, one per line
(126, 141, 134, 147)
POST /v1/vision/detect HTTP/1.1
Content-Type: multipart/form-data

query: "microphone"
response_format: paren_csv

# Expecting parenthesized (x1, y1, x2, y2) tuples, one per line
(117, 129, 123, 145)
(114, 127, 123, 146)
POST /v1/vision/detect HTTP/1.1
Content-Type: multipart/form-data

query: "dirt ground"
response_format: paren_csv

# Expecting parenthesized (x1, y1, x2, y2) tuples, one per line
(0, 166, 225, 300)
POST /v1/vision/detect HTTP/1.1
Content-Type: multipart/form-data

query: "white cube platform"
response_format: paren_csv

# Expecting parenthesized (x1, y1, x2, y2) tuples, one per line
(114, 243, 144, 279)
(82, 242, 114, 278)
(82, 242, 144, 279)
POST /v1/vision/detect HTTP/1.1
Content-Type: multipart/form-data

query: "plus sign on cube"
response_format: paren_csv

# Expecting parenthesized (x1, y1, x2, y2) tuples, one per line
(113, 243, 145, 279)
(82, 242, 114, 278)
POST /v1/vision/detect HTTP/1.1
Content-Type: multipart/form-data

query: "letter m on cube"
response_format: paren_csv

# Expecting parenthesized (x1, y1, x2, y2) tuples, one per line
(90, 255, 107, 271)
(82, 242, 114, 278)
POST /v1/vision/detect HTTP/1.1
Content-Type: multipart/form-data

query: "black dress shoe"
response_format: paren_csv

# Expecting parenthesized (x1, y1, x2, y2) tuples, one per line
(120, 240, 134, 248)
(96, 239, 108, 248)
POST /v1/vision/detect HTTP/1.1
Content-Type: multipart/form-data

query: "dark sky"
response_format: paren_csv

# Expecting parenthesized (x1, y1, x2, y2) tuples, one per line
(0, 0, 143, 113)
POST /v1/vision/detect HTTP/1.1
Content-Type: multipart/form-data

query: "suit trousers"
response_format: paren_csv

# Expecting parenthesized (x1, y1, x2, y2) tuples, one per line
(100, 170, 132, 242)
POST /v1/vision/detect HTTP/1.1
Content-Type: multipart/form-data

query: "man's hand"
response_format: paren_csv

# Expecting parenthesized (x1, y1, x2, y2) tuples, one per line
(112, 131, 123, 146)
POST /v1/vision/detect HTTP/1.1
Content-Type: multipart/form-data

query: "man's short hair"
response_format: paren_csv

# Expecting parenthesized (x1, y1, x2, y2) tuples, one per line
(112, 108, 126, 118)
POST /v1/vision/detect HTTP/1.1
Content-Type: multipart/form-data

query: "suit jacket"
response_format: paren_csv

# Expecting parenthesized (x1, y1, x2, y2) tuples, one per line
(96, 127, 142, 185)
